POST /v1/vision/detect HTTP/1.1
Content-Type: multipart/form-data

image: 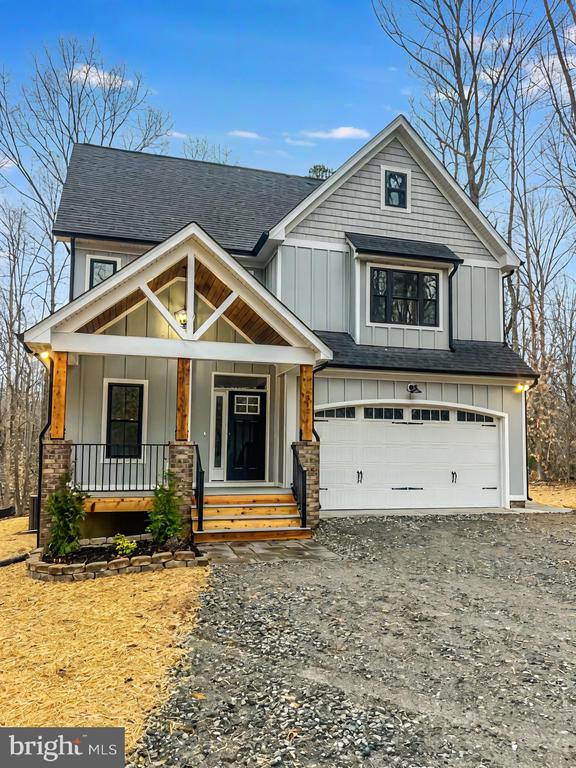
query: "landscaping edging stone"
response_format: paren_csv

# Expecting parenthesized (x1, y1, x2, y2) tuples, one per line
(25, 547, 209, 582)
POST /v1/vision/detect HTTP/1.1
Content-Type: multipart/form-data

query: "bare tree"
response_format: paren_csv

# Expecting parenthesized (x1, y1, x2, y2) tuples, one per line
(372, 0, 545, 204)
(0, 37, 172, 312)
(182, 136, 234, 164)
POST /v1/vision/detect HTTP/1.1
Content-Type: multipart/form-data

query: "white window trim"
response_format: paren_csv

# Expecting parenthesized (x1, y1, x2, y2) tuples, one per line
(100, 378, 149, 463)
(365, 261, 444, 332)
(85, 254, 122, 292)
(381, 165, 412, 214)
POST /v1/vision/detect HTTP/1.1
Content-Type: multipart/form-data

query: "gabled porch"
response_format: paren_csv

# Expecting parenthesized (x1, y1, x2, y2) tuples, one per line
(24, 223, 331, 546)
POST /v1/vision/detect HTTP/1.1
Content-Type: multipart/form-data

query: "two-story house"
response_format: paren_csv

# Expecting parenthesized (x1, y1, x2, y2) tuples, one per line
(22, 115, 536, 546)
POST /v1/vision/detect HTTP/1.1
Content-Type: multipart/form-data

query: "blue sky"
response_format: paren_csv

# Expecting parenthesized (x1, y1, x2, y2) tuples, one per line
(1, 0, 415, 175)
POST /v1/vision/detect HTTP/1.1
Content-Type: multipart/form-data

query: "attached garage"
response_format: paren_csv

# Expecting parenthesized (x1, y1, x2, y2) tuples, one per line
(316, 402, 507, 510)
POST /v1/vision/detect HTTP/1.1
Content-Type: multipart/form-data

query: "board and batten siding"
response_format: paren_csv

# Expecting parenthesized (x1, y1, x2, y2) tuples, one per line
(73, 244, 146, 300)
(454, 264, 502, 342)
(314, 375, 525, 497)
(279, 243, 351, 332)
(288, 137, 497, 264)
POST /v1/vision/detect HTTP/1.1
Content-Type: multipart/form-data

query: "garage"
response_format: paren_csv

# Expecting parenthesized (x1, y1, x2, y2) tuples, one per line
(315, 403, 505, 510)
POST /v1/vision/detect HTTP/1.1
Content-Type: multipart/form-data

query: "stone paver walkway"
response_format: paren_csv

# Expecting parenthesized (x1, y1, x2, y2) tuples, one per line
(199, 538, 338, 564)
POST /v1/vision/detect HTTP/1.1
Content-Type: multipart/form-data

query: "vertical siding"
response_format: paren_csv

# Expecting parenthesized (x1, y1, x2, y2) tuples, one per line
(73, 247, 143, 299)
(289, 137, 497, 263)
(453, 265, 502, 342)
(314, 375, 525, 497)
(279, 243, 351, 332)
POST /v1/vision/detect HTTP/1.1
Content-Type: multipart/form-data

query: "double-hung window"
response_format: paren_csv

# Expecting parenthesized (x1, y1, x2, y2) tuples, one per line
(382, 167, 411, 211)
(369, 266, 439, 327)
(106, 383, 144, 459)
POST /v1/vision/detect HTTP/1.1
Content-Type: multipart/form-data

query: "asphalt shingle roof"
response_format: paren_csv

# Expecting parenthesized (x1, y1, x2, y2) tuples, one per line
(54, 144, 323, 252)
(315, 331, 537, 378)
(345, 232, 463, 263)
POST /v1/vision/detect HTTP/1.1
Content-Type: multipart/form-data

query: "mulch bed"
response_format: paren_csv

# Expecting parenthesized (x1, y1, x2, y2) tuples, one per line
(43, 539, 203, 565)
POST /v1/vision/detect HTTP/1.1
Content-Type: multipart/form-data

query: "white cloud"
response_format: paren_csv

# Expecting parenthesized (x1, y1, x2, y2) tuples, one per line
(301, 126, 370, 140)
(228, 130, 265, 140)
(285, 137, 316, 147)
(167, 130, 188, 140)
(71, 64, 132, 89)
(401, 87, 413, 97)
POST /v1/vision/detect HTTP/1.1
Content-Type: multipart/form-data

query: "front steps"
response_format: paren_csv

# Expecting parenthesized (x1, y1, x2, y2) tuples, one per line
(192, 491, 312, 543)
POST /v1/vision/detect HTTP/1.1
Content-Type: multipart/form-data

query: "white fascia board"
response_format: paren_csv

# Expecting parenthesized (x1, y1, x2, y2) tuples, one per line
(318, 367, 535, 386)
(50, 332, 317, 365)
(24, 221, 333, 361)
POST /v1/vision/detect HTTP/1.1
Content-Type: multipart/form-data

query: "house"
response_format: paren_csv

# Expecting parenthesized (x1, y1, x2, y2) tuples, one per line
(22, 115, 536, 546)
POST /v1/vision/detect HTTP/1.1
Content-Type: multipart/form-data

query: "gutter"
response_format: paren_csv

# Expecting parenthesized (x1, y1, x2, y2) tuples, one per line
(448, 262, 460, 352)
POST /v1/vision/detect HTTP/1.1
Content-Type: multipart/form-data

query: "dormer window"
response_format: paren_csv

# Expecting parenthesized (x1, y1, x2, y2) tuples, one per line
(381, 166, 411, 212)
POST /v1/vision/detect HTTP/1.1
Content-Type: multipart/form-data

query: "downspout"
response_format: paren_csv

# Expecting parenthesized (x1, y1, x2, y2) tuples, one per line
(312, 360, 329, 441)
(36, 358, 53, 547)
(501, 269, 514, 345)
(524, 378, 538, 503)
(68, 237, 76, 303)
(448, 263, 460, 352)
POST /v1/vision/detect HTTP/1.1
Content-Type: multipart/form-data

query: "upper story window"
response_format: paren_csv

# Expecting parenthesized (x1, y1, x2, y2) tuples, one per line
(381, 167, 411, 212)
(87, 255, 121, 290)
(369, 266, 439, 327)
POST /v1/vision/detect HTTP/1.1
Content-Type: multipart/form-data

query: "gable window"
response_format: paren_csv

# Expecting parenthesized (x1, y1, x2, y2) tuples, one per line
(105, 382, 145, 459)
(370, 266, 439, 327)
(382, 167, 411, 212)
(87, 256, 121, 290)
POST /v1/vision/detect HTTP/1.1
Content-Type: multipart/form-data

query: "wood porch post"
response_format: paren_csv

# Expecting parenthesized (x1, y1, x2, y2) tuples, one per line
(299, 363, 313, 442)
(176, 358, 191, 441)
(50, 352, 68, 439)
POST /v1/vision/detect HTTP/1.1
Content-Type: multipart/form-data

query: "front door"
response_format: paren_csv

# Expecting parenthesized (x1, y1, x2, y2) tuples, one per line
(226, 391, 267, 481)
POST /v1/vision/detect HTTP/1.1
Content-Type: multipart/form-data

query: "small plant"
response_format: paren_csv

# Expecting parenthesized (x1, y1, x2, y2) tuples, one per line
(146, 472, 183, 546)
(46, 473, 87, 558)
(113, 533, 137, 557)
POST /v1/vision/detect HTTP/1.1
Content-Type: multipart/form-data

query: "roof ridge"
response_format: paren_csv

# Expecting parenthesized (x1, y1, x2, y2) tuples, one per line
(73, 143, 323, 183)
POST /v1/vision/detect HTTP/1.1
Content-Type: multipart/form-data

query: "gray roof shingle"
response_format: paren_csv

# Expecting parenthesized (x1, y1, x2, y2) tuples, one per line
(315, 331, 537, 378)
(54, 144, 323, 252)
(345, 232, 463, 263)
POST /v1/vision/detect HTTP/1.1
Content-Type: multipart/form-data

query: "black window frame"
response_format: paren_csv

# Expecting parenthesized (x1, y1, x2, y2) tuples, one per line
(315, 407, 356, 419)
(384, 169, 408, 209)
(412, 408, 450, 422)
(105, 383, 144, 459)
(364, 407, 404, 420)
(89, 257, 119, 289)
(457, 411, 494, 423)
(370, 266, 439, 327)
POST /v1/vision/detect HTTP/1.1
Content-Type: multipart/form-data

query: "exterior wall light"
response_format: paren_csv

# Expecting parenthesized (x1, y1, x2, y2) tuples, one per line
(40, 351, 50, 360)
(174, 309, 188, 329)
(515, 383, 529, 393)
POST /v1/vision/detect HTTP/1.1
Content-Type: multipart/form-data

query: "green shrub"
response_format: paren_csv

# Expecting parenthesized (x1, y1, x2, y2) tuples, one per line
(146, 472, 183, 545)
(113, 533, 137, 557)
(46, 473, 87, 558)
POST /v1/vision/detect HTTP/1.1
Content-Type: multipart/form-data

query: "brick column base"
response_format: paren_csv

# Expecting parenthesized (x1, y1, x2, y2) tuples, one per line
(292, 441, 320, 529)
(39, 440, 72, 548)
(168, 441, 196, 533)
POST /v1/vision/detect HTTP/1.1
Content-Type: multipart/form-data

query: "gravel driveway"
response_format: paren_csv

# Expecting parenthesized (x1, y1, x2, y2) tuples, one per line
(130, 513, 576, 767)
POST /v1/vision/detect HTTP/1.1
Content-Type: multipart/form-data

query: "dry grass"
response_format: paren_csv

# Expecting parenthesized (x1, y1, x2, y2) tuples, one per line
(530, 483, 576, 510)
(0, 517, 36, 559)
(0, 562, 209, 751)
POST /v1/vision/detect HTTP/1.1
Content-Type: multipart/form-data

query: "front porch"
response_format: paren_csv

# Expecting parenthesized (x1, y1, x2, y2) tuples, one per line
(27, 223, 330, 547)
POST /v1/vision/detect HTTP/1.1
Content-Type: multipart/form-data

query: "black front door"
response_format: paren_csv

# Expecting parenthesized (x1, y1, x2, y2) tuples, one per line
(226, 391, 267, 481)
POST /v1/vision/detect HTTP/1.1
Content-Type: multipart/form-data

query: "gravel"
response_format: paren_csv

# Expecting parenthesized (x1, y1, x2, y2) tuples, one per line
(129, 513, 576, 767)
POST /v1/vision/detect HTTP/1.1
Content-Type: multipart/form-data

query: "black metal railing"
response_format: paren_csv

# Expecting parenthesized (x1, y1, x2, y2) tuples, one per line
(194, 444, 205, 532)
(71, 444, 169, 492)
(291, 444, 307, 528)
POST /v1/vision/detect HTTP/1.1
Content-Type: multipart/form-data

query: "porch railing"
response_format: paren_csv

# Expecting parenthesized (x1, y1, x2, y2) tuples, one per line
(291, 445, 307, 528)
(71, 444, 169, 492)
(194, 444, 205, 531)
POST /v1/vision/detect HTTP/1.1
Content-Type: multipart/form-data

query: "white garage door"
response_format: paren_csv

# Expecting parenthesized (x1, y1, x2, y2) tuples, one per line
(316, 404, 503, 510)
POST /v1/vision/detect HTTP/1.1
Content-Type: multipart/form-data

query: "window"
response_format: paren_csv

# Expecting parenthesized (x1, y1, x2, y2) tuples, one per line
(106, 383, 144, 458)
(382, 167, 411, 211)
(364, 407, 404, 420)
(412, 409, 450, 422)
(89, 257, 119, 289)
(234, 395, 260, 415)
(370, 267, 439, 327)
(457, 411, 494, 423)
(315, 407, 356, 419)
(214, 395, 224, 468)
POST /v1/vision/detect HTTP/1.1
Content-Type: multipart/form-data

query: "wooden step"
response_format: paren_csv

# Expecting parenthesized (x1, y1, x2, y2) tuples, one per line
(194, 527, 313, 543)
(203, 493, 295, 506)
(194, 516, 301, 531)
(84, 497, 153, 514)
(198, 504, 298, 517)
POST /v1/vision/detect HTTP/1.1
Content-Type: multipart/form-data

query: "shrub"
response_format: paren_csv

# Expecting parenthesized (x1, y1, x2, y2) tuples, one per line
(113, 533, 137, 557)
(146, 473, 183, 545)
(46, 473, 87, 558)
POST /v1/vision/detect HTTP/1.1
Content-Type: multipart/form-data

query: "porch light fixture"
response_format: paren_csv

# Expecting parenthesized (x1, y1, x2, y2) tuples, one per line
(39, 351, 50, 360)
(515, 383, 530, 393)
(174, 308, 188, 329)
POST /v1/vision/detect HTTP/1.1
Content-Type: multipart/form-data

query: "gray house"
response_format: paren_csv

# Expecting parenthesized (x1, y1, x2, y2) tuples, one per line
(23, 115, 536, 545)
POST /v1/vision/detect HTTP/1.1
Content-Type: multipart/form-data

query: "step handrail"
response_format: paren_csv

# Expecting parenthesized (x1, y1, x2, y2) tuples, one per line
(291, 445, 307, 528)
(194, 445, 205, 532)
